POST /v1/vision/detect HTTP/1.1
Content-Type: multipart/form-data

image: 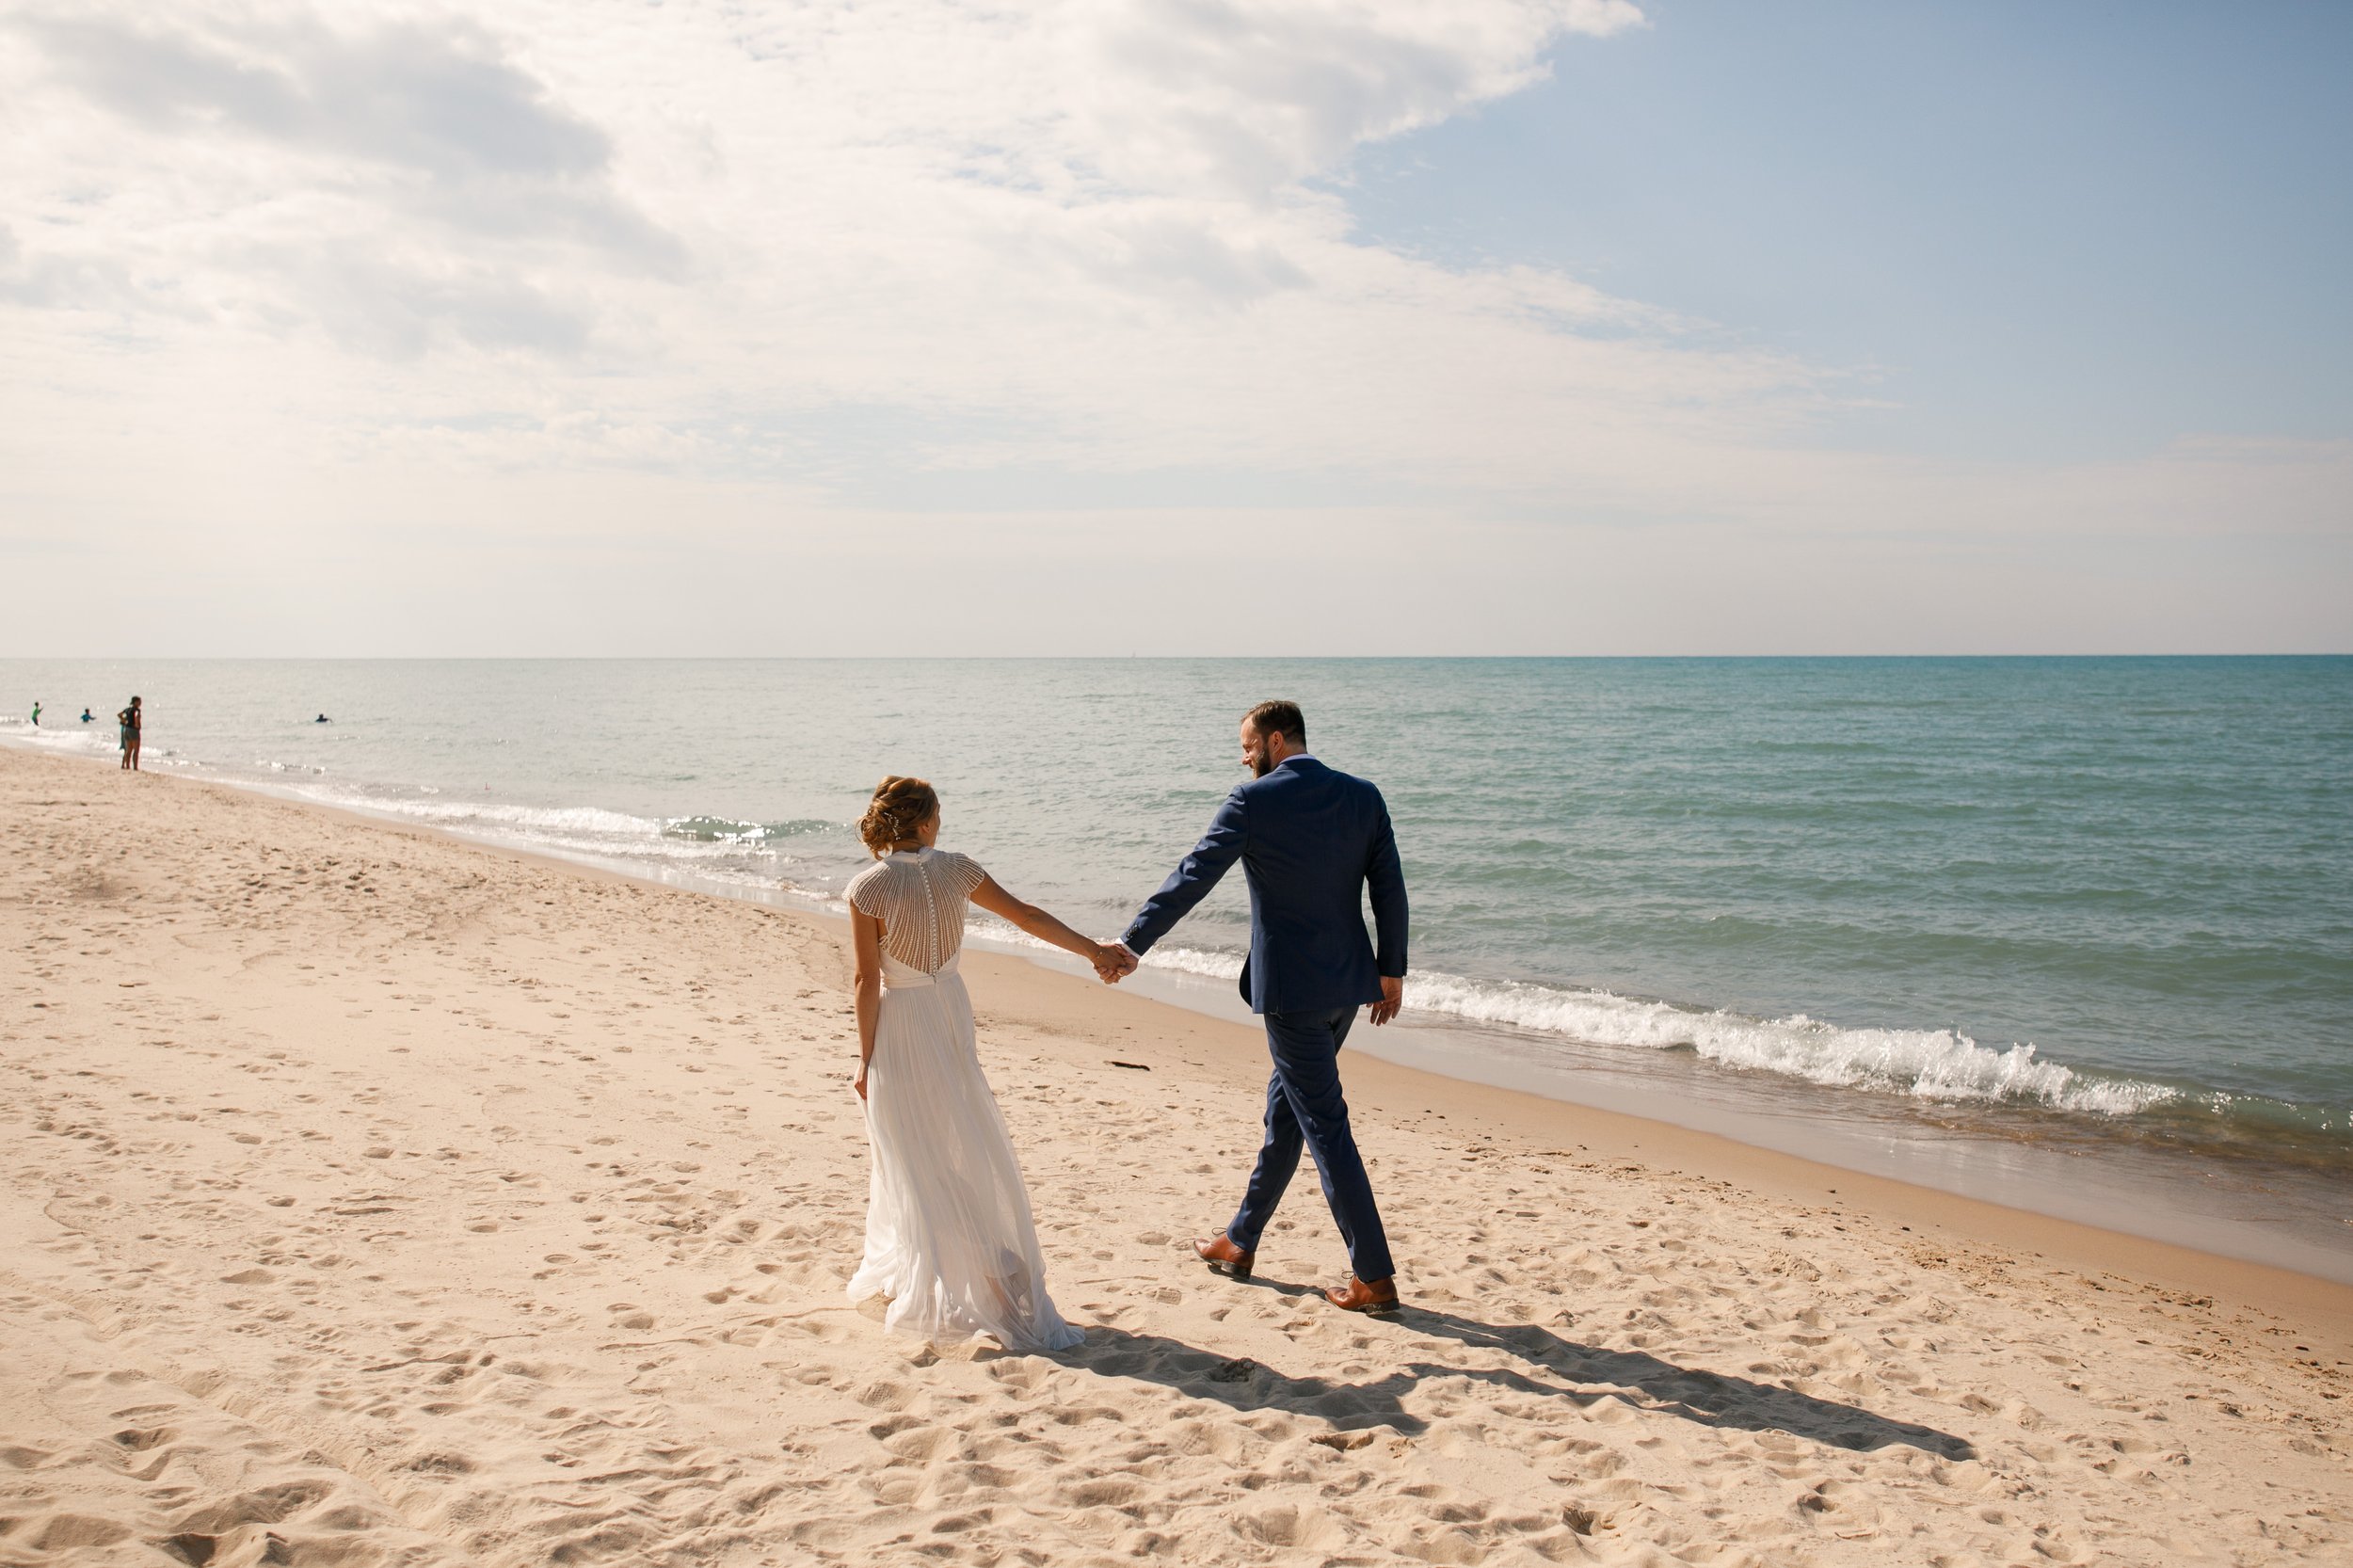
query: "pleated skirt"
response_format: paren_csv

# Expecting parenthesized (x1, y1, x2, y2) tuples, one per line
(847, 971, 1081, 1352)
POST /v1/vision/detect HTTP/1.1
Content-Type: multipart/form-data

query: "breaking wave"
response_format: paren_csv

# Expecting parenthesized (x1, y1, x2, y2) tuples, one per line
(1133, 944, 2185, 1117)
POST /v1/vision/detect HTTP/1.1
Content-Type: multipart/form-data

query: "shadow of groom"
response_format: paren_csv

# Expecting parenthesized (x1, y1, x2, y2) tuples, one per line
(1057, 1283, 1975, 1461)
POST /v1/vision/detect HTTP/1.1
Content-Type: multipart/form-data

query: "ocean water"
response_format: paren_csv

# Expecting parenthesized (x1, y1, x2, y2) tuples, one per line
(6, 658, 2349, 1262)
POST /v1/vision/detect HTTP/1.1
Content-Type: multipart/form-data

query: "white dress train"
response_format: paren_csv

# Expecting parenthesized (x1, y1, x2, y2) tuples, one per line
(844, 848, 1081, 1352)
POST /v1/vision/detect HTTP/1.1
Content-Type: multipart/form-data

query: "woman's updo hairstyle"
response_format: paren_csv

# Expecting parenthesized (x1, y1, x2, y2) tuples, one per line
(859, 776, 939, 856)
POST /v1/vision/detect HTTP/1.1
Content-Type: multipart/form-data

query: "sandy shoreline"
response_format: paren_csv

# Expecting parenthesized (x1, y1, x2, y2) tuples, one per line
(4, 744, 2348, 1565)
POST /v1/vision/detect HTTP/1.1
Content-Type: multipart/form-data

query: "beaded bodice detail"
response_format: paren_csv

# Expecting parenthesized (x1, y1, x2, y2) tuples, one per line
(845, 848, 987, 976)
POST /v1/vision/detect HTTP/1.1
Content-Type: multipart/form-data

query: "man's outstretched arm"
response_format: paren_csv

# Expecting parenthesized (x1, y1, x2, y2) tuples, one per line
(1119, 788, 1249, 960)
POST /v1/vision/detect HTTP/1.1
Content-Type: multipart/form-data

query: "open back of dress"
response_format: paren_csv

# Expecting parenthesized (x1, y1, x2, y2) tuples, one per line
(845, 848, 984, 977)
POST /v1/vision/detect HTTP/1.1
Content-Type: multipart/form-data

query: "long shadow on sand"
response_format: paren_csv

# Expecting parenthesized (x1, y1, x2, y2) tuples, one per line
(1062, 1280, 1975, 1461)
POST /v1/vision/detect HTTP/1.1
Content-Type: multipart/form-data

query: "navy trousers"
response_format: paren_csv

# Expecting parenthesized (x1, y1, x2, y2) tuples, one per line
(1226, 1004, 1395, 1282)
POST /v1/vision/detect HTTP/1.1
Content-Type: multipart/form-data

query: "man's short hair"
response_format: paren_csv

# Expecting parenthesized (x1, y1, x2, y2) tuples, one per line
(1243, 699, 1305, 745)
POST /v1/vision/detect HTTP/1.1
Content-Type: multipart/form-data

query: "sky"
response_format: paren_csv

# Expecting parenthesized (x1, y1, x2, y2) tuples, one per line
(2, 0, 2346, 656)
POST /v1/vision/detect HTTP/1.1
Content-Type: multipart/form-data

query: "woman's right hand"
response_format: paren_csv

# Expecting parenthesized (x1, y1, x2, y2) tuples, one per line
(854, 1064, 869, 1100)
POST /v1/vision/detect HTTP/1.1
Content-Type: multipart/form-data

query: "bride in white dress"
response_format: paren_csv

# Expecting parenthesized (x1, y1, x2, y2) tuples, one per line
(843, 775, 1121, 1352)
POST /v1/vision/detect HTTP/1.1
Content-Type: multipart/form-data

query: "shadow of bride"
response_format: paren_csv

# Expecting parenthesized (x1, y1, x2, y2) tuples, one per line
(1057, 1293, 1974, 1461)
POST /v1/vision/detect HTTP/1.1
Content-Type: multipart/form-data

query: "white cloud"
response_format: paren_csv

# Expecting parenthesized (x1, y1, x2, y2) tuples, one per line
(0, 0, 2343, 654)
(22, 13, 612, 182)
(1, 0, 1746, 465)
(1070, 0, 1645, 200)
(4, 6, 677, 355)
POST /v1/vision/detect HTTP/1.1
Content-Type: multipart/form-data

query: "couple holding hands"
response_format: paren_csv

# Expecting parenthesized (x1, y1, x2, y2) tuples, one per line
(843, 700, 1408, 1351)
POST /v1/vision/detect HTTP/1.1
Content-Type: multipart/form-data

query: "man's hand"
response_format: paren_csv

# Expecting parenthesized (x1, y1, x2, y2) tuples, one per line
(1370, 975, 1404, 1027)
(1093, 942, 1140, 984)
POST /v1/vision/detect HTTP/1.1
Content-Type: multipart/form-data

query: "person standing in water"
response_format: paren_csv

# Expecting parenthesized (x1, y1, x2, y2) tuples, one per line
(29, 701, 40, 727)
(118, 696, 141, 771)
(80, 709, 93, 724)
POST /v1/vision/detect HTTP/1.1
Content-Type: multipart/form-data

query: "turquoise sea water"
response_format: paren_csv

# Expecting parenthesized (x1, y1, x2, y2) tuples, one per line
(6, 658, 2348, 1243)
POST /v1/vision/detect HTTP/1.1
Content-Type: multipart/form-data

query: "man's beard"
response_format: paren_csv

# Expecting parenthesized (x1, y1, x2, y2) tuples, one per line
(1249, 748, 1273, 777)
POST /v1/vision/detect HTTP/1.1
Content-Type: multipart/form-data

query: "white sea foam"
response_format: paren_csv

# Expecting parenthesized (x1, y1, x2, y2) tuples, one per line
(1139, 944, 1244, 981)
(1132, 945, 2180, 1117)
(287, 789, 808, 873)
(5, 725, 120, 759)
(1438, 974, 2180, 1115)
(342, 797, 664, 837)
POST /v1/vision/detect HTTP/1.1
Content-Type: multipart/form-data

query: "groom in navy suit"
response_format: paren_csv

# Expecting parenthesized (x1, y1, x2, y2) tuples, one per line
(1110, 700, 1407, 1312)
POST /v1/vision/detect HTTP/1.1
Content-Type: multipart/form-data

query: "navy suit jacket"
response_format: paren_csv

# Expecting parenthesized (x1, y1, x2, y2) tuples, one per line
(1122, 756, 1408, 1016)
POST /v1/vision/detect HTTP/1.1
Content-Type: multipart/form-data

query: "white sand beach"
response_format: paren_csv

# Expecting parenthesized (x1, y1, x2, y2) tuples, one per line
(3, 744, 2348, 1567)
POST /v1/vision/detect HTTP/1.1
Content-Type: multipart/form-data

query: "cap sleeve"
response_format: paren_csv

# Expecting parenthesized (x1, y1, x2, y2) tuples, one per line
(844, 863, 885, 918)
(949, 853, 986, 896)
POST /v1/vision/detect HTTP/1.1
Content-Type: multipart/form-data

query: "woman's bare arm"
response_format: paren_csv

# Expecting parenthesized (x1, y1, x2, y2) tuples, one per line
(968, 875, 1123, 979)
(851, 905, 884, 1099)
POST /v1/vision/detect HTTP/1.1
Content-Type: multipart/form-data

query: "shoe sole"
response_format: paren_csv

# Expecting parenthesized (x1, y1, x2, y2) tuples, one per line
(1202, 1258, 1254, 1280)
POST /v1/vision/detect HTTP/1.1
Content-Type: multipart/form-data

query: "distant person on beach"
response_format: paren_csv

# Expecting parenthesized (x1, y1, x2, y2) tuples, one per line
(314, 713, 330, 724)
(118, 696, 141, 771)
(79, 708, 93, 724)
(1103, 699, 1409, 1316)
(29, 701, 39, 727)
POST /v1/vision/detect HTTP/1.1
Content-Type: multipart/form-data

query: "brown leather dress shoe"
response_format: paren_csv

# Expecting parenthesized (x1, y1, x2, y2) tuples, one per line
(1324, 1274, 1401, 1314)
(1193, 1231, 1256, 1280)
